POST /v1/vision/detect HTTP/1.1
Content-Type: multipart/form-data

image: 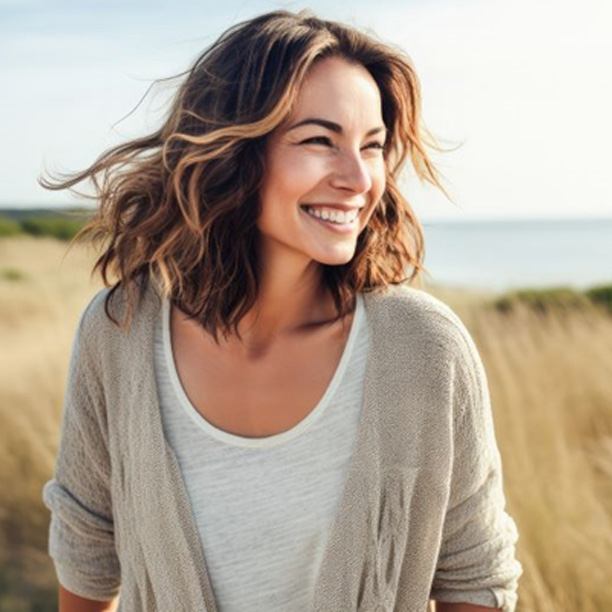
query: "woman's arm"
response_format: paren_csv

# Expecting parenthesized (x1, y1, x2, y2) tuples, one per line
(435, 602, 501, 612)
(59, 584, 119, 612)
(429, 316, 522, 611)
(42, 293, 122, 602)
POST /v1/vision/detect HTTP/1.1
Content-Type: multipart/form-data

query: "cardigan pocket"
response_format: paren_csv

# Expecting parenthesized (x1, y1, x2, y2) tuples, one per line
(357, 465, 419, 611)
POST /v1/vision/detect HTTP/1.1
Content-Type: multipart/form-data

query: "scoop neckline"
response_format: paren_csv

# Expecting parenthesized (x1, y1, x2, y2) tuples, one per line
(161, 293, 364, 448)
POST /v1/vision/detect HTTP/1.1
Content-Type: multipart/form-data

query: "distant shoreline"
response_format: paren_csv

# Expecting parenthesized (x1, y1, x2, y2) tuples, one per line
(2, 206, 612, 225)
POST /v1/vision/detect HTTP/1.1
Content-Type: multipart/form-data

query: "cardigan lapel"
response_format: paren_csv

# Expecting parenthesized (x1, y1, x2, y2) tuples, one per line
(120, 281, 219, 612)
(311, 285, 409, 611)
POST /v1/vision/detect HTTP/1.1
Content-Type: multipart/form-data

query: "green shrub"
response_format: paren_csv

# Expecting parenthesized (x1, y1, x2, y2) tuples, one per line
(0, 215, 21, 237)
(19, 217, 85, 241)
(0, 267, 26, 281)
(491, 287, 590, 314)
(585, 284, 612, 313)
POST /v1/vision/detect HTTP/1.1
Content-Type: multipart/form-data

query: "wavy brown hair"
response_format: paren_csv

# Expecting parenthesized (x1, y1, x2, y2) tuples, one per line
(40, 8, 455, 344)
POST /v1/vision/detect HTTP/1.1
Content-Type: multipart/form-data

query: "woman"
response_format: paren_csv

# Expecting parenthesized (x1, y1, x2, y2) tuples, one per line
(40, 9, 522, 612)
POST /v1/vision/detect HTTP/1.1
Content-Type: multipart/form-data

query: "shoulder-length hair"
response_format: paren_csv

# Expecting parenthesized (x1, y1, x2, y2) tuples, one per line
(40, 8, 454, 343)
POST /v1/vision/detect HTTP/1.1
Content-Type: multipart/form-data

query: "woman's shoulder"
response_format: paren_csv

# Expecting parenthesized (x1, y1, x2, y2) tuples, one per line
(369, 284, 489, 401)
(363, 283, 480, 365)
(75, 280, 158, 346)
(365, 282, 470, 335)
(72, 286, 113, 341)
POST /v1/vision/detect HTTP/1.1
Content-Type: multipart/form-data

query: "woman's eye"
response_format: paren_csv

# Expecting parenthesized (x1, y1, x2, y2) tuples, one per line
(302, 136, 333, 146)
(302, 137, 385, 150)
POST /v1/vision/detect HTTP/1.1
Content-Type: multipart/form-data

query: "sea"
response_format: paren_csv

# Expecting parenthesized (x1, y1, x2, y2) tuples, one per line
(420, 217, 612, 293)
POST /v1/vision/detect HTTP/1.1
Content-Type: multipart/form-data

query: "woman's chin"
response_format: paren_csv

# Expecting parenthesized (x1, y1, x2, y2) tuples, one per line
(308, 247, 357, 267)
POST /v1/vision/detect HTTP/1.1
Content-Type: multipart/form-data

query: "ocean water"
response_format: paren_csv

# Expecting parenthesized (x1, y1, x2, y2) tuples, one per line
(420, 217, 612, 293)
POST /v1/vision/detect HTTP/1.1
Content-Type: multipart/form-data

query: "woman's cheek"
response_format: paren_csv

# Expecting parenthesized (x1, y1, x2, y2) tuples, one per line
(282, 153, 327, 187)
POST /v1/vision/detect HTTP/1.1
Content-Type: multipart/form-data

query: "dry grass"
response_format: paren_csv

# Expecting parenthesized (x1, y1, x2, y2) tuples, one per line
(1, 235, 611, 611)
(0, 236, 106, 611)
(465, 301, 612, 611)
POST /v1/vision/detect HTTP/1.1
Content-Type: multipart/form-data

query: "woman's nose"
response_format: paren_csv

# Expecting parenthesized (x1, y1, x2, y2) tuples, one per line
(330, 151, 373, 194)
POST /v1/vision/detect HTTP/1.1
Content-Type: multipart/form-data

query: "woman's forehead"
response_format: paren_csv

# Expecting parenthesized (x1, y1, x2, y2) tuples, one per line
(279, 60, 381, 127)
(298, 57, 379, 100)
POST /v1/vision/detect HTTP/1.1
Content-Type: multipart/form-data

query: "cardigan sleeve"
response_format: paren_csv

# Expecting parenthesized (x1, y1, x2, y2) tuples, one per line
(41, 295, 121, 601)
(429, 320, 523, 612)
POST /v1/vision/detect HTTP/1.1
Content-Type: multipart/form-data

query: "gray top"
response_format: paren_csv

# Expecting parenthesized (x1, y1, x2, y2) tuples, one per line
(42, 280, 523, 611)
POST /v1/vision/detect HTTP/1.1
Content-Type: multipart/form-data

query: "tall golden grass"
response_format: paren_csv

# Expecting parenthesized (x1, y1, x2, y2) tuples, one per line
(1, 235, 610, 611)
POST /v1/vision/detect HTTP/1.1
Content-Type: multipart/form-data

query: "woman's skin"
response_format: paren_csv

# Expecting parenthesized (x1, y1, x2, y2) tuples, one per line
(57, 56, 501, 612)
(235, 54, 387, 354)
(58, 585, 118, 611)
(436, 603, 502, 612)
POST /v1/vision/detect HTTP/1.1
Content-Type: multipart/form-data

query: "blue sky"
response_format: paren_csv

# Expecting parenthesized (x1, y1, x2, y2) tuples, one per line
(2, 0, 611, 220)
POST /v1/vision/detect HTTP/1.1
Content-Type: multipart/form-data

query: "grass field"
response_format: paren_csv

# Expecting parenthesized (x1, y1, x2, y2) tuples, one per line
(1, 234, 611, 611)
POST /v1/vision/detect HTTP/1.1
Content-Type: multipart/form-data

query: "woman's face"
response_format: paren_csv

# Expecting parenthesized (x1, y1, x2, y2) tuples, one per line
(257, 55, 387, 267)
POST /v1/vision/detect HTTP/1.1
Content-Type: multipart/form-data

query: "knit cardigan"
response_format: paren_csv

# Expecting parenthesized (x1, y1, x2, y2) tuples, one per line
(42, 280, 523, 612)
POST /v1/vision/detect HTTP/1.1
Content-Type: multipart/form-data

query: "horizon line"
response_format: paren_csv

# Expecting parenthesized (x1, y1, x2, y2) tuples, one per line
(1, 204, 612, 224)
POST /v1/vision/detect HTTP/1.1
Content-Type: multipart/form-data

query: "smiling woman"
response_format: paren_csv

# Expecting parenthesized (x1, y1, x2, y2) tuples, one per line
(37, 9, 451, 344)
(38, 8, 521, 612)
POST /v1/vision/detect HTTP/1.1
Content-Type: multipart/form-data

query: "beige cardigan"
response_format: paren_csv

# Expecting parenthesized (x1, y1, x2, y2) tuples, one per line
(42, 280, 523, 611)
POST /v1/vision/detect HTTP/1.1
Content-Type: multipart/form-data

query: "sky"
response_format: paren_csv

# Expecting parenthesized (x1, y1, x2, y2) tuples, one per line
(1, 0, 611, 221)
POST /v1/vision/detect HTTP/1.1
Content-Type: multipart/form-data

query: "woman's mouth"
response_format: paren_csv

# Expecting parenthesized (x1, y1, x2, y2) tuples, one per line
(299, 205, 362, 234)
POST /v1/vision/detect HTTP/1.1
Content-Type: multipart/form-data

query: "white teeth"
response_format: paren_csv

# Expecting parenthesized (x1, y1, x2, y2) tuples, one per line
(304, 206, 359, 224)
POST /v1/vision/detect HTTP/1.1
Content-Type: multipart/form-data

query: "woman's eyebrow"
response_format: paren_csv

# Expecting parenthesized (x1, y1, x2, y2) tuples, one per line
(287, 117, 387, 138)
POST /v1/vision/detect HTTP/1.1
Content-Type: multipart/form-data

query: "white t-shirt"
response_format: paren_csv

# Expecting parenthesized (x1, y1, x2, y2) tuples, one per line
(153, 293, 368, 611)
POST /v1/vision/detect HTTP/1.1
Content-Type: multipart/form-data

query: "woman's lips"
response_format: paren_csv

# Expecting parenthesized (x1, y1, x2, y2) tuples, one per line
(299, 205, 361, 234)
(300, 203, 364, 212)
